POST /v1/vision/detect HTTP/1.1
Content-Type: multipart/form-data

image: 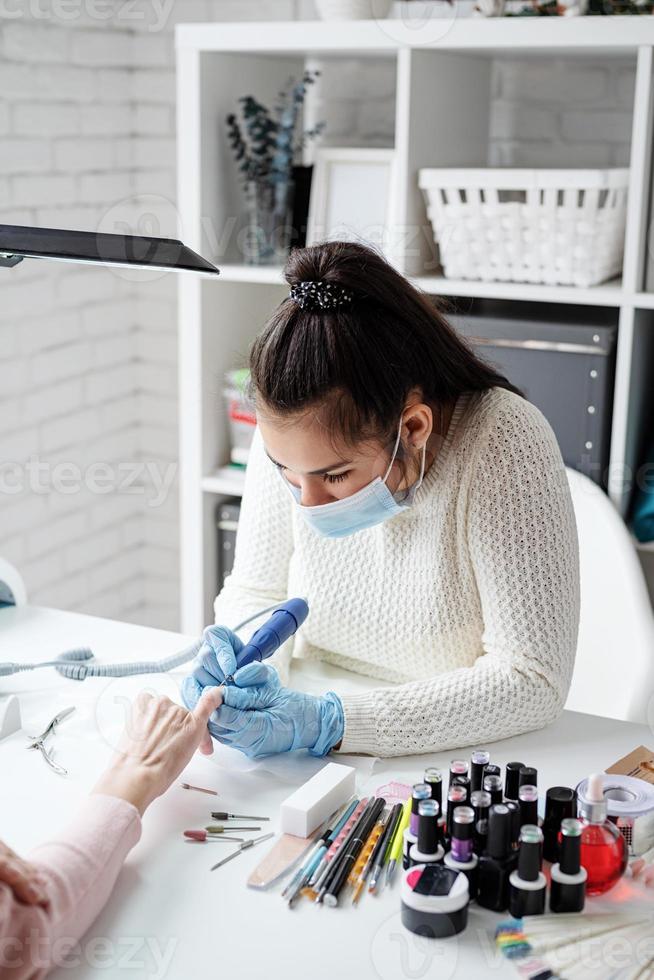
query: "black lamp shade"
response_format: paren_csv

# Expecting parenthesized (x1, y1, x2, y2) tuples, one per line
(0, 223, 219, 276)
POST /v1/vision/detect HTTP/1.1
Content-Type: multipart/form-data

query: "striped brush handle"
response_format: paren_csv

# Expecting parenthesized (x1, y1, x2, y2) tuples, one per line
(325, 798, 369, 863)
(348, 819, 385, 886)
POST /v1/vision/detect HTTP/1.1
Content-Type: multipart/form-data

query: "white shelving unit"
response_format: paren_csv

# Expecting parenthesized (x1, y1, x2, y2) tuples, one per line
(176, 18, 654, 634)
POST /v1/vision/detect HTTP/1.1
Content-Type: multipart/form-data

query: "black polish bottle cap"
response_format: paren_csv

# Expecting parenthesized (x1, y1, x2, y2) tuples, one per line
(519, 766, 538, 788)
(446, 786, 467, 836)
(452, 774, 471, 803)
(452, 805, 475, 840)
(505, 761, 525, 801)
(545, 786, 577, 825)
(504, 800, 521, 847)
(517, 825, 543, 882)
(470, 750, 490, 794)
(487, 804, 512, 859)
(471, 790, 491, 823)
(417, 800, 440, 855)
(485, 764, 501, 779)
(519, 785, 539, 827)
(484, 774, 503, 806)
(559, 818, 583, 875)
(424, 768, 443, 809)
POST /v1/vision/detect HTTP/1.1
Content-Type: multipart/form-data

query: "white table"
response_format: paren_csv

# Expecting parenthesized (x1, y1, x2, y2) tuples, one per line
(1, 605, 651, 980)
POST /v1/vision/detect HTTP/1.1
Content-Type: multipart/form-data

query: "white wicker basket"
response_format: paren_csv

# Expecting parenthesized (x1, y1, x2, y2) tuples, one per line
(418, 167, 629, 288)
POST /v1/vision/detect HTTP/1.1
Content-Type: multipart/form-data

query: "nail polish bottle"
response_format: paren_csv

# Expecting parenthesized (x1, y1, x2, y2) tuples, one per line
(509, 825, 546, 918)
(550, 818, 587, 913)
(505, 800, 521, 852)
(578, 773, 628, 896)
(477, 804, 518, 911)
(504, 761, 525, 802)
(444, 805, 479, 899)
(470, 750, 490, 794)
(409, 800, 444, 866)
(542, 786, 577, 864)
(424, 768, 447, 842)
(404, 783, 431, 869)
(471, 789, 491, 854)
(444, 785, 467, 851)
(518, 784, 539, 828)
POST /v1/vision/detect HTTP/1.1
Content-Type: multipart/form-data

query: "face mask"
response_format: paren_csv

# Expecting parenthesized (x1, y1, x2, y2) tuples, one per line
(276, 417, 426, 539)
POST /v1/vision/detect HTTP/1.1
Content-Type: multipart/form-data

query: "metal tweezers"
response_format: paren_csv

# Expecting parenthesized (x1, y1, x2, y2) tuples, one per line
(26, 706, 75, 776)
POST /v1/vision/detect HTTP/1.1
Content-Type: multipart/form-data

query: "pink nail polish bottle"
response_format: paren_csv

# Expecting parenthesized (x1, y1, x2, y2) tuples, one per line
(578, 773, 628, 896)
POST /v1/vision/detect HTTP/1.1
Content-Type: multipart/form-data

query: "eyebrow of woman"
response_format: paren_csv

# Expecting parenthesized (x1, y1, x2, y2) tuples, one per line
(264, 450, 353, 476)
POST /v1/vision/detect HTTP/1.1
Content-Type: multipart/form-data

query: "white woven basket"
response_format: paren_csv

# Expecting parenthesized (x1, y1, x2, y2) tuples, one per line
(418, 167, 629, 288)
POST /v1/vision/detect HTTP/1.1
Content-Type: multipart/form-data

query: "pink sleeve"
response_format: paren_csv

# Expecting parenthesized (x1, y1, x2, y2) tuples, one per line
(0, 794, 141, 979)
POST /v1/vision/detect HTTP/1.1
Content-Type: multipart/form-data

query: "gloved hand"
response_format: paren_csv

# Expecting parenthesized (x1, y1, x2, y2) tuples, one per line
(211, 664, 344, 759)
(180, 624, 244, 714)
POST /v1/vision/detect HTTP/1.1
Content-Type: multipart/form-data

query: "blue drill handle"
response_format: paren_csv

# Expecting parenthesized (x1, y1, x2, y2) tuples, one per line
(235, 597, 309, 671)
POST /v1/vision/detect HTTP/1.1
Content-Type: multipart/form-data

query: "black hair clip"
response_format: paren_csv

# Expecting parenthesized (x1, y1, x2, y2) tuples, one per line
(289, 280, 354, 311)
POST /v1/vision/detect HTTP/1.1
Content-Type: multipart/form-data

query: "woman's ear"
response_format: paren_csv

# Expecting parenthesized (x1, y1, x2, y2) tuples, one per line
(402, 401, 433, 450)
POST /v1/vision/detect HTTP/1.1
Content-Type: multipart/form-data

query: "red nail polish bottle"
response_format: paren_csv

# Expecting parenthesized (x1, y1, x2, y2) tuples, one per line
(578, 773, 627, 896)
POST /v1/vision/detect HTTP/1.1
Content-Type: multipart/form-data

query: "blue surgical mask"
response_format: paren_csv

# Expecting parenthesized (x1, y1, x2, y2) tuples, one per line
(276, 417, 426, 539)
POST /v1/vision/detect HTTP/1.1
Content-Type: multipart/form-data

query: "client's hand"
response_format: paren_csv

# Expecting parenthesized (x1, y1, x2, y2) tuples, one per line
(0, 841, 48, 906)
(92, 687, 223, 815)
(212, 664, 344, 760)
(180, 624, 245, 714)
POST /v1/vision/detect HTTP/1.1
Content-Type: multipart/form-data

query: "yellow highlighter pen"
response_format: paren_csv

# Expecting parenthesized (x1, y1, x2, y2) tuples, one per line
(385, 795, 412, 888)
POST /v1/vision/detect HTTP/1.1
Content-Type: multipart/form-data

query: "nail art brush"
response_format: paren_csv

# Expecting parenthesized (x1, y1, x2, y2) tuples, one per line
(210, 833, 275, 871)
(369, 801, 403, 894)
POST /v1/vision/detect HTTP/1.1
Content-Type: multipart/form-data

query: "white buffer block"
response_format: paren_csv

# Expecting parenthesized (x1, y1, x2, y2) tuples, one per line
(280, 762, 356, 838)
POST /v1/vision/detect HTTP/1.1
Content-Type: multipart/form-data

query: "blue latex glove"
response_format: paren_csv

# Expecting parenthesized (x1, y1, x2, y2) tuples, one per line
(180, 624, 244, 714)
(212, 664, 344, 759)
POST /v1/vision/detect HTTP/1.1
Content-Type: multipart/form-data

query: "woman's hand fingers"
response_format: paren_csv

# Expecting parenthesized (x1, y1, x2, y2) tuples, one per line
(198, 625, 243, 682)
(0, 844, 48, 906)
(232, 662, 276, 687)
(222, 684, 272, 711)
(198, 729, 214, 755)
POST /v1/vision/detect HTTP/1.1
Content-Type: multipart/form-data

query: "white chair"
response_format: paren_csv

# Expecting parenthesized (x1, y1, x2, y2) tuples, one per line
(565, 467, 654, 725)
(0, 557, 27, 607)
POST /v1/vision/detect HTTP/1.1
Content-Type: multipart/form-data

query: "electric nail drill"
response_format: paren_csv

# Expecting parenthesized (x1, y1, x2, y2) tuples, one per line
(225, 596, 309, 682)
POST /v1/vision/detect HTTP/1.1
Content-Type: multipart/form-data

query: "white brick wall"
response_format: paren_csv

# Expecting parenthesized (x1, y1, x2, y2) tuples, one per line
(489, 58, 634, 168)
(0, 1, 638, 634)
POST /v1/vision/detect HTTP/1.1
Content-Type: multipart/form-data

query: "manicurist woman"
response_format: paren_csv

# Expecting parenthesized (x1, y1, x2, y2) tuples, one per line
(182, 241, 580, 759)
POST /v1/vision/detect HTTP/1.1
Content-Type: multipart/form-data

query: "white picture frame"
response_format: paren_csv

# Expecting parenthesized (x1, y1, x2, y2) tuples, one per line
(306, 147, 396, 254)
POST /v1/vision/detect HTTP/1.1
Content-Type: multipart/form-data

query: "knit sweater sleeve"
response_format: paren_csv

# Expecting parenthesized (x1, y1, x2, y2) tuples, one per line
(337, 399, 580, 757)
(213, 425, 296, 683)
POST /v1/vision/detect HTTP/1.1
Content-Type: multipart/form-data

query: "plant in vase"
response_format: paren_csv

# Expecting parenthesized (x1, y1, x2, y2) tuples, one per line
(226, 72, 324, 265)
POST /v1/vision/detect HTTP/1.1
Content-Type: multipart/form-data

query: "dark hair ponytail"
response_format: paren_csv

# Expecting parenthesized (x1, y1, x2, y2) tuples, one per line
(249, 240, 522, 446)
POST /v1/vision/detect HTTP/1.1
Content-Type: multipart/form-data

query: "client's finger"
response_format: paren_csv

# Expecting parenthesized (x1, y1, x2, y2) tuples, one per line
(193, 685, 223, 725)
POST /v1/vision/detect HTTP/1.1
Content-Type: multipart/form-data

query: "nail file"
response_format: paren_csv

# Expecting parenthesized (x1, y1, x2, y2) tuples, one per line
(247, 833, 317, 890)
(280, 762, 356, 838)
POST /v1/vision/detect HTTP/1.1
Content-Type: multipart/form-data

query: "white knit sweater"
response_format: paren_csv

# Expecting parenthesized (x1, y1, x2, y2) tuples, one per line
(214, 387, 580, 758)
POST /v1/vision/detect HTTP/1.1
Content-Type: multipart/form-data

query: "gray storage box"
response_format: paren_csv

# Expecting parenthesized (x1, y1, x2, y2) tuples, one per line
(449, 310, 617, 487)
